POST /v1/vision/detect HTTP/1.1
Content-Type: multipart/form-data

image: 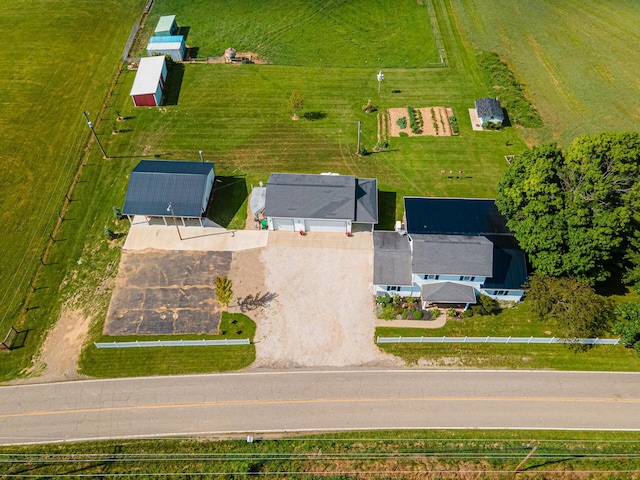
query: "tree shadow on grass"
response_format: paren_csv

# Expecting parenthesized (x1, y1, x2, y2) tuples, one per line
(376, 190, 397, 231)
(163, 63, 185, 106)
(303, 111, 327, 121)
(206, 176, 247, 228)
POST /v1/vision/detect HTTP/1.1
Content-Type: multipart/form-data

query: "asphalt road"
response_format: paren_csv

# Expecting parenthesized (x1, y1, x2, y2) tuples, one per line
(2, 369, 640, 445)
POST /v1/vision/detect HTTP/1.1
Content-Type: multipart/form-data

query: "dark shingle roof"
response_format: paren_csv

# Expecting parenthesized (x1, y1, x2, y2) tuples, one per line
(374, 232, 412, 286)
(475, 97, 504, 120)
(483, 235, 528, 290)
(355, 178, 378, 223)
(411, 234, 493, 276)
(404, 197, 510, 236)
(421, 282, 477, 303)
(122, 160, 214, 217)
(264, 173, 378, 224)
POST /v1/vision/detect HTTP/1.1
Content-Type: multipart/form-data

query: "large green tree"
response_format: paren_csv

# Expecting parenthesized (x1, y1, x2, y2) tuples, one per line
(496, 132, 640, 283)
(528, 275, 613, 348)
(613, 301, 640, 355)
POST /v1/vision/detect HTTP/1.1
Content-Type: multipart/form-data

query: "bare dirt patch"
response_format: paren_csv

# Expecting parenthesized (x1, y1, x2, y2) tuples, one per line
(13, 308, 91, 384)
(205, 51, 267, 64)
(386, 107, 453, 137)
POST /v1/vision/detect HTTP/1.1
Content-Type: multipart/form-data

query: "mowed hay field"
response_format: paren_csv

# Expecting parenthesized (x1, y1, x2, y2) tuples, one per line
(134, 0, 441, 67)
(0, 1, 145, 378)
(451, 0, 640, 146)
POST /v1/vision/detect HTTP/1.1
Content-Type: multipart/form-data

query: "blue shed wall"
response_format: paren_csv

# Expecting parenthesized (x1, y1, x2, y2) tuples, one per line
(154, 84, 163, 106)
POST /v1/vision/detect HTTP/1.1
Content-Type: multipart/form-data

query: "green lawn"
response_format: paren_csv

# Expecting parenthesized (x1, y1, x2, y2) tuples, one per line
(105, 64, 524, 225)
(450, 0, 640, 146)
(377, 303, 640, 371)
(79, 313, 256, 377)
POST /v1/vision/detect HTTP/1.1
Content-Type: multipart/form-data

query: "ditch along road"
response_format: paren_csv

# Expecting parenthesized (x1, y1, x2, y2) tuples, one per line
(1, 369, 640, 445)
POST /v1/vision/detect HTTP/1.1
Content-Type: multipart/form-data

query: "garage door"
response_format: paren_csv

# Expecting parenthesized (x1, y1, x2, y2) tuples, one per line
(305, 219, 348, 233)
(273, 218, 294, 231)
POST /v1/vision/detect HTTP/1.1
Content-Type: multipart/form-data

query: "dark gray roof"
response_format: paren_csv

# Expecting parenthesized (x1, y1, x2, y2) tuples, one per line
(411, 234, 493, 276)
(483, 235, 528, 290)
(355, 178, 378, 223)
(265, 173, 377, 224)
(122, 160, 214, 217)
(421, 282, 477, 304)
(373, 231, 412, 286)
(404, 197, 510, 236)
(475, 97, 504, 120)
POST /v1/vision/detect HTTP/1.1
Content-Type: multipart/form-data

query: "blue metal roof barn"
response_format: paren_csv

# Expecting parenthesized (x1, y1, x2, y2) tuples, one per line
(154, 15, 178, 36)
(122, 160, 216, 226)
(129, 56, 167, 107)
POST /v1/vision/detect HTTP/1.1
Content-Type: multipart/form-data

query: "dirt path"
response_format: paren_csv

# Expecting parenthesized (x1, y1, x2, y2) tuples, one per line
(11, 308, 91, 385)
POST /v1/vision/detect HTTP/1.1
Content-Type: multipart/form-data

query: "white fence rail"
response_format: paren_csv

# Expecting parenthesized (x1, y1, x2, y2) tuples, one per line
(376, 336, 621, 345)
(95, 339, 250, 349)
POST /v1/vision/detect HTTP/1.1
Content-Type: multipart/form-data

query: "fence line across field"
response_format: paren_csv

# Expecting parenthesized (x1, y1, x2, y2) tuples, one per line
(376, 336, 621, 345)
(95, 339, 250, 349)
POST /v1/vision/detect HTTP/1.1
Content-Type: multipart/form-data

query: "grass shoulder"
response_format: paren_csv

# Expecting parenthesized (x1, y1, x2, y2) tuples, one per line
(78, 312, 256, 378)
(376, 304, 640, 371)
(2, 430, 639, 477)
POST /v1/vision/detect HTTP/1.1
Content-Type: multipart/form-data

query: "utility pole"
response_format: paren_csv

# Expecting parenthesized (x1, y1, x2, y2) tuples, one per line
(356, 121, 362, 155)
(83, 111, 108, 158)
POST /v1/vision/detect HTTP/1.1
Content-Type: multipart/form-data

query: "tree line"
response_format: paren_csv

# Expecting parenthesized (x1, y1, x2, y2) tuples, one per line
(496, 132, 640, 352)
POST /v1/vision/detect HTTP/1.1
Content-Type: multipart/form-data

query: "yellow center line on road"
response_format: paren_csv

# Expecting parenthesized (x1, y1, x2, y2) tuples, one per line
(2, 396, 639, 419)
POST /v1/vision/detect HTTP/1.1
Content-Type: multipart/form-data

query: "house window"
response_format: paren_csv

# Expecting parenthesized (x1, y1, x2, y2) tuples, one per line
(426, 275, 439, 280)
(494, 290, 507, 295)
(459, 276, 475, 281)
(386, 286, 401, 292)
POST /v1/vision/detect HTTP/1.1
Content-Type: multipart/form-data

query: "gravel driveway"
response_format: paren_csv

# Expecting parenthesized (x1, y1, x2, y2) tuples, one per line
(235, 237, 401, 368)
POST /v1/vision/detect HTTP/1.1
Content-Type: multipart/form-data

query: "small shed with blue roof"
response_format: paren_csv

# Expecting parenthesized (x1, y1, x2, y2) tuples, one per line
(147, 35, 186, 61)
(475, 97, 504, 128)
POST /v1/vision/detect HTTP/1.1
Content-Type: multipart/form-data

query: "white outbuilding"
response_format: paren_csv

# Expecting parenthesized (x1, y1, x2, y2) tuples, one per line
(130, 56, 167, 107)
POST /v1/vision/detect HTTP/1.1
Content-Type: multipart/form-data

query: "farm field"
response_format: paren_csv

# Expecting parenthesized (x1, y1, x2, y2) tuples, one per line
(0, 0, 146, 379)
(133, 0, 441, 67)
(450, 0, 640, 146)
